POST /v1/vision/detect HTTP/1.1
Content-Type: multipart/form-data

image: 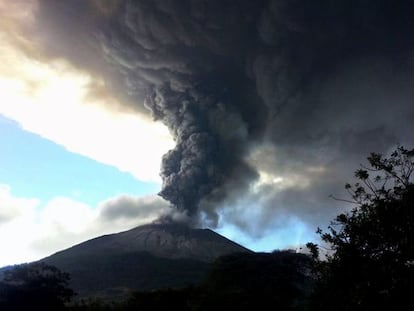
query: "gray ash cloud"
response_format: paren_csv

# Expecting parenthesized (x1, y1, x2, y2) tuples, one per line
(33, 0, 414, 231)
(92, 0, 268, 222)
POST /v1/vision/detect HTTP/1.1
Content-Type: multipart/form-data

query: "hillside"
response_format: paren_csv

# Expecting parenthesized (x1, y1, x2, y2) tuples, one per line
(40, 223, 251, 298)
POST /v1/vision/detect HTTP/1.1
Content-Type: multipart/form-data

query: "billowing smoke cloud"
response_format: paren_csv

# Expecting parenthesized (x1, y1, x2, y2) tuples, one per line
(31, 0, 414, 232)
(92, 1, 270, 223)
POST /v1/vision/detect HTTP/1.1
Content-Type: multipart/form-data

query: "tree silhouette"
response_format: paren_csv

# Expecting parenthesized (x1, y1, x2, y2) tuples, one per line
(308, 146, 414, 310)
(0, 262, 75, 310)
(196, 250, 312, 311)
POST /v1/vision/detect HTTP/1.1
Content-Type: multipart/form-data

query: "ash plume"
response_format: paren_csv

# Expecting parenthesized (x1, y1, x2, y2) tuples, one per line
(92, 0, 268, 223)
(32, 0, 414, 231)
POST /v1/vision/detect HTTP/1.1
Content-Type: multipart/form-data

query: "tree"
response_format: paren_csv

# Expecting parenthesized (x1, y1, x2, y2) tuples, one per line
(196, 250, 312, 311)
(307, 146, 414, 310)
(0, 262, 75, 310)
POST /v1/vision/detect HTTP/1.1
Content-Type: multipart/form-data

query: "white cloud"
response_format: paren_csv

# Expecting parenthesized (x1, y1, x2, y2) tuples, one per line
(0, 7, 174, 182)
(0, 185, 39, 224)
(0, 184, 169, 267)
(39, 198, 97, 234)
(0, 185, 40, 266)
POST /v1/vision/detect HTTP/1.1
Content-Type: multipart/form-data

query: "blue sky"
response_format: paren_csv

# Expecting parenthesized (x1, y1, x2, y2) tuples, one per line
(0, 115, 160, 207)
(0, 112, 174, 266)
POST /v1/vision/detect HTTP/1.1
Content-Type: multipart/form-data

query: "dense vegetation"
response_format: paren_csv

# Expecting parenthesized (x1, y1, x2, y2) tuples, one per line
(307, 146, 414, 310)
(1, 146, 412, 310)
(0, 262, 74, 311)
(66, 250, 312, 311)
(44, 251, 210, 298)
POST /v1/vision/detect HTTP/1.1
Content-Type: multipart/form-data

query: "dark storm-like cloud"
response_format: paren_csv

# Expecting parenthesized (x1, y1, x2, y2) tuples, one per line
(32, 0, 414, 232)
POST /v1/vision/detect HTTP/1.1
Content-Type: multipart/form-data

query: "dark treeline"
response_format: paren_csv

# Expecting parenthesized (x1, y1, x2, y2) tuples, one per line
(0, 251, 313, 311)
(66, 250, 312, 311)
(1, 146, 413, 311)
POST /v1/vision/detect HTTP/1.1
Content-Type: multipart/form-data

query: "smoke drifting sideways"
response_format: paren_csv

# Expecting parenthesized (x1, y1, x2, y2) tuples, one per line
(33, 0, 414, 231)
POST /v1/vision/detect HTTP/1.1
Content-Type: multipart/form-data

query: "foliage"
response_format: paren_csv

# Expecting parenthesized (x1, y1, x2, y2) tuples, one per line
(44, 250, 209, 299)
(67, 251, 313, 311)
(68, 298, 117, 311)
(195, 250, 312, 311)
(308, 146, 414, 310)
(0, 262, 75, 310)
(122, 287, 196, 311)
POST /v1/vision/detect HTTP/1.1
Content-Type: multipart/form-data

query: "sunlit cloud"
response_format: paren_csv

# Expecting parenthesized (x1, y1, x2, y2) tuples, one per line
(248, 144, 328, 193)
(0, 184, 169, 267)
(0, 185, 40, 265)
(0, 2, 174, 182)
(39, 198, 97, 234)
(0, 0, 175, 267)
(217, 216, 316, 253)
(0, 185, 38, 225)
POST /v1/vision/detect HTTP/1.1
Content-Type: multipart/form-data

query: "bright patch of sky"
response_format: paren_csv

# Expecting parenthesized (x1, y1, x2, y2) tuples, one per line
(0, 115, 160, 207)
(0, 114, 173, 267)
(216, 218, 318, 253)
(0, 36, 174, 182)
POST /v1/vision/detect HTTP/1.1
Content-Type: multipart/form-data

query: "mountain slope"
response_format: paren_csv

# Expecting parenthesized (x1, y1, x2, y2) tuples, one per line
(40, 223, 251, 298)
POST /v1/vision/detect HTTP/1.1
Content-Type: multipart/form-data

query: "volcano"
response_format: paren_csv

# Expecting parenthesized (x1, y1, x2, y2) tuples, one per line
(40, 223, 251, 298)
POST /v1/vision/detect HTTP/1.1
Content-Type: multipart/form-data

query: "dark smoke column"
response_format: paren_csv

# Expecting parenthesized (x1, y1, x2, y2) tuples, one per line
(146, 77, 264, 218)
(148, 84, 224, 215)
(97, 0, 268, 222)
